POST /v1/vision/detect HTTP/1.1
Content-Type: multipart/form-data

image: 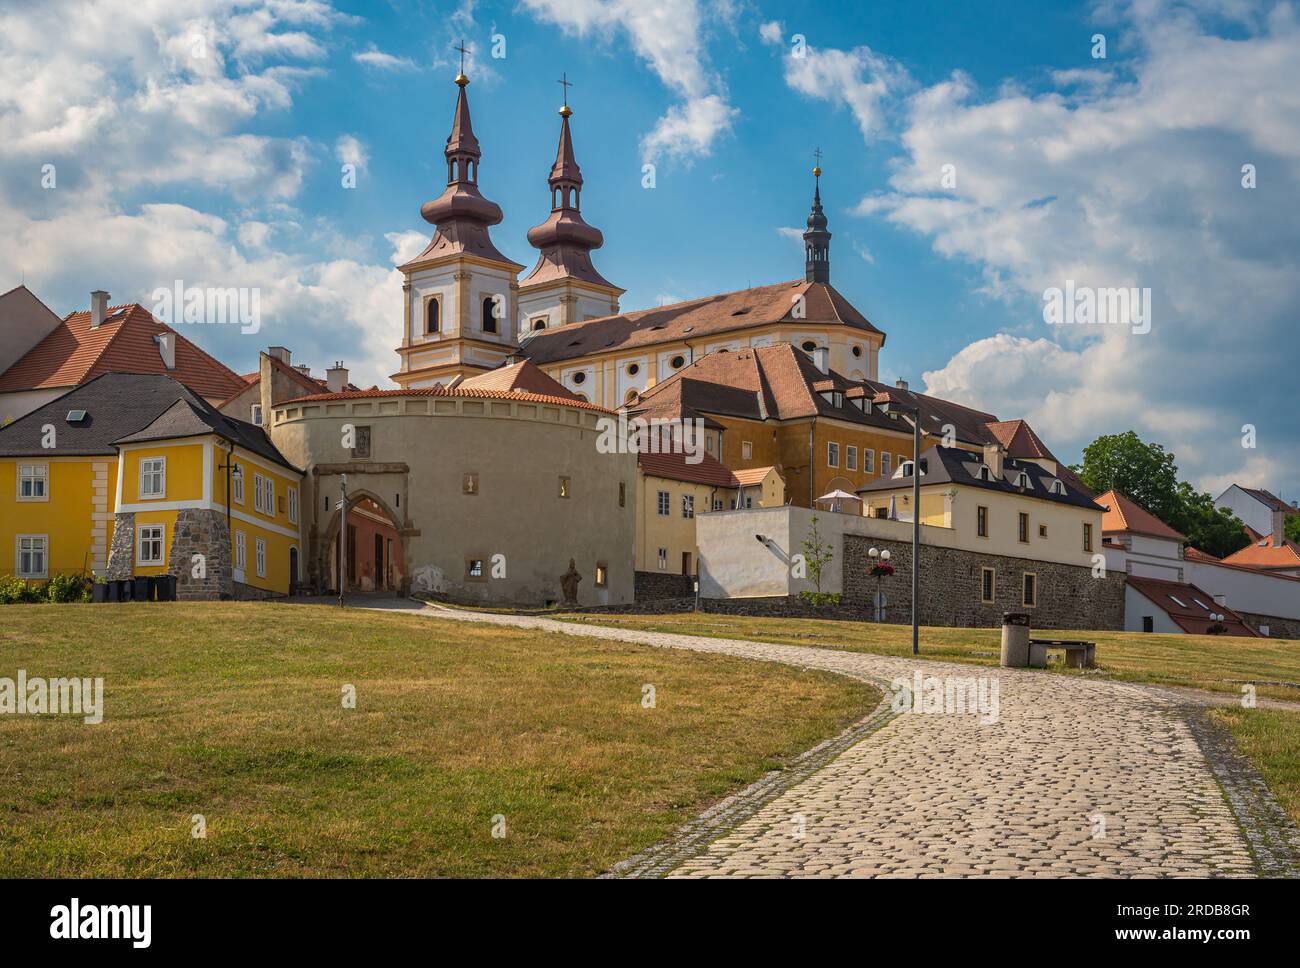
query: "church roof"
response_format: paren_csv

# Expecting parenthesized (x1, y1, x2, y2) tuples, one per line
(518, 279, 884, 365)
(0, 301, 248, 400)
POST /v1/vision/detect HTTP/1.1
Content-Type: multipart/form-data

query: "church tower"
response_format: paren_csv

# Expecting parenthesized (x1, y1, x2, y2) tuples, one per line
(516, 88, 623, 336)
(393, 66, 524, 388)
(803, 161, 831, 284)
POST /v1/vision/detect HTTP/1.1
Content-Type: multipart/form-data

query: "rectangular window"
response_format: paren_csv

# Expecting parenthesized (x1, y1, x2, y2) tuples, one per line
(863, 449, 874, 474)
(232, 464, 245, 505)
(137, 524, 164, 566)
(255, 537, 266, 578)
(287, 486, 298, 524)
(682, 494, 695, 519)
(595, 562, 608, 587)
(235, 530, 247, 571)
(463, 473, 479, 495)
(558, 476, 571, 499)
(253, 474, 270, 514)
(977, 505, 989, 538)
(1018, 512, 1029, 543)
(712, 498, 724, 511)
(1039, 523, 1048, 538)
(742, 441, 753, 460)
(898, 455, 907, 474)
(466, 558, 485, 581)
(351, 425, 372, 459)
(981, 567, 996, 604)
(17, 463, 49, 501)
(251, 404, 263, 426)
(139, 457, 166, 499)
(16, 535, 47, 578)
(881, 452, 891, 476)
(847, 446, 858, 471)
(1083, 522, 1093, 553)
(657, 547, 668, 570)
(827, 442, 839, 468)
(1023, 572, 1037, 607)
(657, 490, 670, 516)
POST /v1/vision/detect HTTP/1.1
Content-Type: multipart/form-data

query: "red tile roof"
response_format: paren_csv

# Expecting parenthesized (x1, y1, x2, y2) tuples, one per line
(1183, 546, 1220, 562)
(1221, 536, 1300, 571)
(982, 419, 1055, 460)
(288, 384, 614, 413)
(1096, 489, 1186, 541)
(457, 360, 579, 398)
(0, 302, 248, 401)
(1125, 575, 1258, 636)
(519, 279, 885, 365)
(733, 466, 779, 487)
(638, 450, 739, 488)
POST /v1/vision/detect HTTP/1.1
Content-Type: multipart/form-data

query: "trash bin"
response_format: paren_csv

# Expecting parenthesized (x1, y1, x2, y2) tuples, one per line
(1000, 612, 1031, 667)
(91, 583, 108, 604)
(156, 574, 177, 601)
(113, 579, 130, 602)
(133, 575, 153, 602)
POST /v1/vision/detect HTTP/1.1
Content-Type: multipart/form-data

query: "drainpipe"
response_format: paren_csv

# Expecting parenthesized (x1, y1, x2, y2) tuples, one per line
(808, 418, 816, 507)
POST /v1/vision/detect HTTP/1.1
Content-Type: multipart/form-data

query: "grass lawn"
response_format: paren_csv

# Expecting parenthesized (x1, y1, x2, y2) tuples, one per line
(1211, 708, 1300, 825)
(0, 602, 874, 877)
(557, 612, 1300, 701)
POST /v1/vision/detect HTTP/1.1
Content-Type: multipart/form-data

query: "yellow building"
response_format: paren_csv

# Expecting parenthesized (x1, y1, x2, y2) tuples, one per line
(0, 372, 303, 598)
(635, 451, 784, 578)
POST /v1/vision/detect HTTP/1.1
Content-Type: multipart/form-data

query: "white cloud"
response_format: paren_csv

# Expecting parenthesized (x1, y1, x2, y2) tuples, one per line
(353, 46, 418, 72)
(758, 20, 783, 45)
(781, 42, 911, 140)
(520, 0, 736, 162)
(335, 134, 368, 170)
(885, 2, 1300, 493)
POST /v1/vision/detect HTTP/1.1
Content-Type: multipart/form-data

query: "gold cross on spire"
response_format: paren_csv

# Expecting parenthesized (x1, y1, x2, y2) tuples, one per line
(558, 72, 573, 117)
(813, 146, 823, 177)
(454, 39, 469, 83)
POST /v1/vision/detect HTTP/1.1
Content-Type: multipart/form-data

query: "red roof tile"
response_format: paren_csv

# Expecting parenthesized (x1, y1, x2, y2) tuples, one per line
(1221, 536, 1300, 571)
(288, 384, 613, 413)
(0, 303, 248, 401)
(458, 360, 579, 398)
(1125, 575, 1257, 636)
(638, 450, 739, 488)
(1096, 489, 1186, 541)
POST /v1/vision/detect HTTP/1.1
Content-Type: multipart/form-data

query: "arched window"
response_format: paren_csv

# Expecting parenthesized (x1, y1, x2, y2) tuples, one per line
(426, 298, 440, 335)
(532, 317, 547, 331)
(482, 295, 497, 334)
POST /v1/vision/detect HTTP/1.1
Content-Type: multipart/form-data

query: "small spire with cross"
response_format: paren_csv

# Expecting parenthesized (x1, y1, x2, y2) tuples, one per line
(558, 72, 573, 117)
(454, 39, 470, 85)
(813, 146, 823, 178)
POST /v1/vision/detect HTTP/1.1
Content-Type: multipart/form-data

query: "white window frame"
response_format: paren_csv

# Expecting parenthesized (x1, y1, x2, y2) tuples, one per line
(232, 464, 245, 505)
(287, 486, 299, 525)
(17, 463, 49, 502)
(234, 530, 247, 571)
(827, 442, 839, 468)
(254, 473, 274, 516)
(657, 490, 670, 516)
(742, 441, 753, 460)
(139, 457, 166, 499)
(863, 449, 874, 474)
(682, 494, 695, 519)
(251, 404, 263, 426)
(881, 452, 891, 476)
(136, 524, 165, 566)
(255, 537, 266, 578)
(16, 534, 48, 578)
(847, 446, 858, 471)
(657, 547, 668, 570)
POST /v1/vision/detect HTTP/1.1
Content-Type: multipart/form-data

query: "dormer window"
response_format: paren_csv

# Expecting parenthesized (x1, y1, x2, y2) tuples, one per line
(1049, 480, 1066, 496)
(1013, 472, 1031, 489)
(977, 465, 993, 482)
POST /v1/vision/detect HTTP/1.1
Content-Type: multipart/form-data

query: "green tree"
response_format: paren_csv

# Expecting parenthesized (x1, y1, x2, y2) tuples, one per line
(1072, 431, 1180, 521)
(1286, 514, 1300, 545)
(801, 514, 835, 595)
(1169, 483, 1250, 559)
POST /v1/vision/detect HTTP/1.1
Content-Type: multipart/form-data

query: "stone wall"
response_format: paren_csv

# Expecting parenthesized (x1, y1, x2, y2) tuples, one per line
(105, 512, 135, 581)
(634, 571, 694, 603)
(843, 533, 1124, 630)
(168, 508, 232, 600)
(1235, 610, 1300, 641)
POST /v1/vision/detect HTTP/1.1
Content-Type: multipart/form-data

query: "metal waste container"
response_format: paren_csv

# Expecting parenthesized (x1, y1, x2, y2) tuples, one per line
(1000, 612, 1031, 667)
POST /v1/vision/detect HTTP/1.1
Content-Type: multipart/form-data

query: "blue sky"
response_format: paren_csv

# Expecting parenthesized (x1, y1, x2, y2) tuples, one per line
(1, 0, 1297, 499)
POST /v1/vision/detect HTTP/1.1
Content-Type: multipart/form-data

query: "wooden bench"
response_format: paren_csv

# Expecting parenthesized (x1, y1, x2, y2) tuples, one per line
(1029, 638, 1096, 669)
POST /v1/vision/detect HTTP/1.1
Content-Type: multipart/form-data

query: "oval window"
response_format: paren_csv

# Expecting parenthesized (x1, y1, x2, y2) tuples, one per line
(572, 371, 587, 385)
(852, 345, 863, 358)
(670, 354, 686, 369)
(802, 341, 818, 352)
(627, 363, 640, 376)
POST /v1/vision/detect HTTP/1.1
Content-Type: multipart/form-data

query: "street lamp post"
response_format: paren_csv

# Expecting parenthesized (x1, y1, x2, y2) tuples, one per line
(873, 393, 922, 655)
(867, 546, 892, 622)
(217, 445, 244, 593)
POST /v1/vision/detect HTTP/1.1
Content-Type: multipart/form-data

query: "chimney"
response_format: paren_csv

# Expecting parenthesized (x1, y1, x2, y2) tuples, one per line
(267, 346, 291, 364)
(982, 442, 1004, 478)
(90, 290, 109, 329)
(895, 378, 908, 391)
(154, 333, 175, 370)
(294, 364, 313, 378)
(1272, 508, 1286, 547)
(814, 346, 829, 374)
(326, 361, 349, 393)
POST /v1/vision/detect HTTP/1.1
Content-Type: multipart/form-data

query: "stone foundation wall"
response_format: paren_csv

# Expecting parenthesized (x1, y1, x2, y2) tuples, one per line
(168, 508, 232, 600)
(634, 571, 694, 603)
(1235, 610, 1300, 641)
(843, 533, 1124, 630)
(105, 512, 136, 581)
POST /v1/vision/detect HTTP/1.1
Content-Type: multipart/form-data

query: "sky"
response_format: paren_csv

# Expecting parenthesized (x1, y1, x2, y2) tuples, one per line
(1, 0, 1297, 499)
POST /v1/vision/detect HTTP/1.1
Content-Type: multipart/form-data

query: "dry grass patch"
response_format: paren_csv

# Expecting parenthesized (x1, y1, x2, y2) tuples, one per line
(1211, 707, 1300, 826)
(0, 602, 873, 877)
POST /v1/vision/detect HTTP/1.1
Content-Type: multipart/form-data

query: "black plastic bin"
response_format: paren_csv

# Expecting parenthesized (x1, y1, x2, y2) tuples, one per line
(114, 579, 131, 602)
(91, 583, 108, 604)
(133, 575, 153, 602)
(155, 574, 178, 601)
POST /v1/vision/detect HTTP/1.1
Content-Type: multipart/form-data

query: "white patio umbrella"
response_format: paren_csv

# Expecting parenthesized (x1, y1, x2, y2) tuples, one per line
(816, 489, 861, 513)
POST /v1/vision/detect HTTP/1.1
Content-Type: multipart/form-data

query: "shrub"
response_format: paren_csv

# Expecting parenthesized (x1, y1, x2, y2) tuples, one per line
(45, 572, 90, 604)
(0, 576, 43, 604)
(798, 591, 842, 608)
